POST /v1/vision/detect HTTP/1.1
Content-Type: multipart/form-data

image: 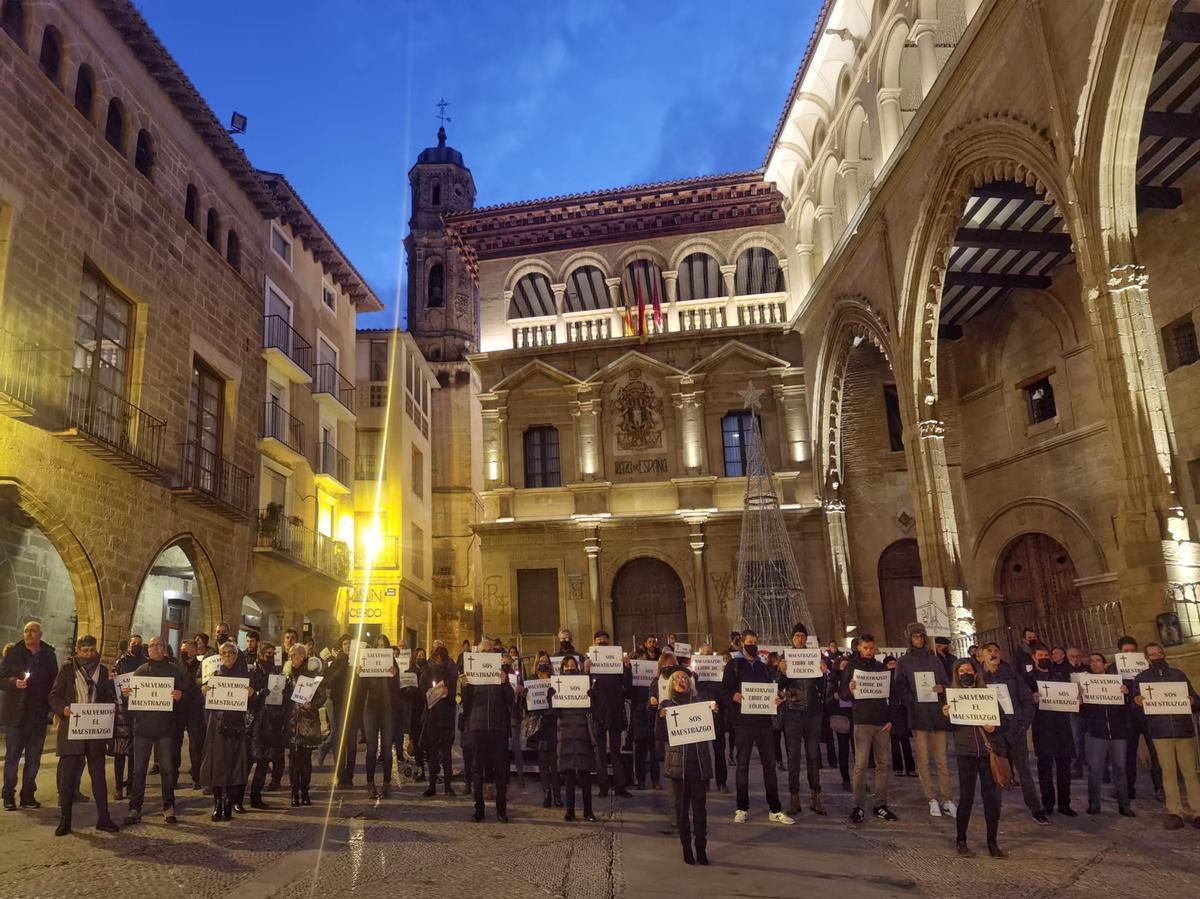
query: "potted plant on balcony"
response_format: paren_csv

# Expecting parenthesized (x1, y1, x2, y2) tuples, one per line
(258, 502, 284, 548)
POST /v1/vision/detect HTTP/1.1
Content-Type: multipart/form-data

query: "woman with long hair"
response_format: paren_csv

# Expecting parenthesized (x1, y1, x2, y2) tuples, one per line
(551, 654, 596, 821)
(199, 641, 252, 821)
(945, 658, 1006, 858)
(525, 652, 560, 807)
(419, 644, 457, 796)
(284, 645, 325, 806)
(661, 669, 714, 865)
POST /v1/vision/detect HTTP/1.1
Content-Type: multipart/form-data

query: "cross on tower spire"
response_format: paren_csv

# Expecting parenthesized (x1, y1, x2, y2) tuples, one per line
(436, 98, 452, 127)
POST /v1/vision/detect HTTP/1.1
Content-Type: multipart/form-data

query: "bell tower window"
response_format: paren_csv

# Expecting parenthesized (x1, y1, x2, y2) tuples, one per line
(427, 263, 444, 308)
(431, 183, 441, 206)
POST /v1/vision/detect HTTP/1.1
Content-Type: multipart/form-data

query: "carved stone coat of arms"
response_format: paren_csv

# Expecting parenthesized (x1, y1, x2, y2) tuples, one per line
(613, 368, 663, 451)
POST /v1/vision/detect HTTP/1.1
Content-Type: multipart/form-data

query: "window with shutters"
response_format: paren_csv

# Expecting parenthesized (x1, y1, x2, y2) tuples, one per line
(524, 426, 561, 488)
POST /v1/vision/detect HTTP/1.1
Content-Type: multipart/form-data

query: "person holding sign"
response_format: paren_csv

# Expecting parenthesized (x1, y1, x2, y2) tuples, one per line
(246, 642, 284, 810)
(108, 636, 144, 802)
(978, 643, 1043, 823)
(1023, 643, 1077, 818)
(894, 622, 954, 819)
(1110, 635, 1164, 804)
(0, 620, 58, 813)
(458, 637, 516, 823)
(777, 623, 828, 816)
(549, 655, 597, 822)
(123, 636, 186, 826)
(283, 646, 326, 807)
(721, 629, 793, 825)
(46, 635, 119, 837)
(660, 670, 715, 865)
(1080, 652, 1134, 817)
(840, 634, 898, 824)
(629, 635, 663, 790)
(693, 645, 730, 796)
(360, 635, 399, 801)
(943, 660, 1007, 859)
(418, 645, 458, 797)
(585, 630, 632, 800)
(1134, 643, 1200, 830)
(198, 642, 252, 822)
(523, 656, 561, 808)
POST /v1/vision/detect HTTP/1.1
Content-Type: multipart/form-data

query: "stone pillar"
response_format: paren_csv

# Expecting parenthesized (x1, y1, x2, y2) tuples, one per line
(771, 376, 809, 467)
(877, 87, 903, 160)
(1084, 263, 1199, 642)
(838, 159, 861, 216)
(481, 393, 509, 489)
(672, 386, 707, 475)
(663, 270, 680, 331)
(685, 515, 712, 641)
(905, 417, 965, 590)
(909, 19, 940, 97)
(776, 257, 790, 294)
(605, 276, 624, 336)
(815, 205, 836, 264)
(570, 390, 603, 481)
(822, 498, 853, 642)
(583, 530, 603, 636)
(552, 281, 567, 341)
(793, 243, 815, 299)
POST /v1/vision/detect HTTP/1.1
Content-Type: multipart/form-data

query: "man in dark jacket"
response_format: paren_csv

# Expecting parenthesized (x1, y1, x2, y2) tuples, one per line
(777, 623, 827, 815)
(630, 635, 662, 789)
(47, 634, 119, 835)
(173, 640, 204, 789)
(459, 637, 515, 822)
(586, 629, 632, 799)
(979, 642, 1044, 823)
(721, 629, 792, 825)
(0, 620, 58, 810)
(840, 633, 897, 823)
(894, 622, 953, 818)
(1135, 643, 1200, 829)
(1081, 651, 1133, 817)
(1024, 642, 1076, 817)
(1111, 635, 1163, 802)
(123, 635, 187, 824)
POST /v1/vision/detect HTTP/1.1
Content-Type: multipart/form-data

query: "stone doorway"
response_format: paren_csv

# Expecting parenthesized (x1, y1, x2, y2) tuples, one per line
(611, 557, 687, 648)
(877, 538, 922, 646)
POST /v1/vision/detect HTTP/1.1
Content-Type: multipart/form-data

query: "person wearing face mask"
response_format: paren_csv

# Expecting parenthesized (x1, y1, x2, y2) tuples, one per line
(661, 669, 714, 865)
(777, 623, 827, 816)
(246, 642, 283, 809)
(109, 635, 145, 802)
(694, 644, 730, 795)
(630, 635, 662, 790)
(721, 629, 793, 825)
(557, 629, 579, 658)
(1109, 635, 1163, 803)
(841, 633, 898, 824)
(399, 647, 427, 777)
(586, 629, 632, 799)
(1023, 642, 1076, 817)
(1063, 646, 1088, 779)
(977, 643, 1043, 824)
(459, 636, 515, 822)
(525, 654, 561, 807)
(419, 645, 457, 796)
(549, 654, 597, 822)
(1134, 643, 1200, 830)
(943, 659, 1006, 859)
(1081, 652, 1134, 817)
(894, 622, 953, 818)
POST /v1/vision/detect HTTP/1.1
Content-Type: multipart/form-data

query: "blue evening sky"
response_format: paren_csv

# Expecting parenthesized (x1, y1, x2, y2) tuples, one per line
(139, 0, 820, 328)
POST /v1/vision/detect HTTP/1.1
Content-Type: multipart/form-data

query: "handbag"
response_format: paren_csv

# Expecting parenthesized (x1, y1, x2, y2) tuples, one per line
(981, 731, 1013, 789)
(521, 713, 543, 743)
(830, 714, 851, 735)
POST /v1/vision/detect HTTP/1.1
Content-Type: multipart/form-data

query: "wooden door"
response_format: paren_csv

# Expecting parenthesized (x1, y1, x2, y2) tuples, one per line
(877, 539, 922, 646)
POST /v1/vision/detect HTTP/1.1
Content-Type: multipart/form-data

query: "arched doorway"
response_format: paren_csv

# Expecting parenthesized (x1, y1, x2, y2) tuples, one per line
(0, 489, 78, 655)
(132, 539, 209, 656)
(240, 592, 283, 646)
(996, 532, 1081, 627)
(611, 557, 687, 647)
(303, 608, 339, 653)
(877, 539, 922, 646)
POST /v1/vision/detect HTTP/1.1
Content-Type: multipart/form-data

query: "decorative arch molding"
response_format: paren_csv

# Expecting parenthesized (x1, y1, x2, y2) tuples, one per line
(601, 547, 694, 608)
(669, 236, 728, 271)
(810, 295, 894, 501)
(615, 244, 670, 273)
(727, 230, 788, 264)
(556, 250, 612, 284)
(132, 533, 223, 637)
(1, 478, 103, 645)
(897, 115, 1076, 419)
(502, 258, 556, 294)
(981, 286, 1082, 385)
(971, 497, 1110, 593)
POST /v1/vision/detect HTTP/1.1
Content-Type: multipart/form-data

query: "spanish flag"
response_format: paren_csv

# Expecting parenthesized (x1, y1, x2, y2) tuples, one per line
(621, 270, 636, 337)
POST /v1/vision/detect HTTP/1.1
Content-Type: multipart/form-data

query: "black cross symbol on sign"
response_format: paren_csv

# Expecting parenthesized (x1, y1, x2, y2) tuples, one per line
(554, 677, 563, 694)
(1143, 686, 1155, 701)
(71, 710, 83, 729)
(129, 682, 141, 700)
(670, 709, 680, 727)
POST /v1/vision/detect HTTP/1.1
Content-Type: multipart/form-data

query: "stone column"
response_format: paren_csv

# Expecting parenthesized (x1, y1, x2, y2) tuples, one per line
(822, 498, 853, 641)
(685, 515, 712, 641)
(672, 386, 706, 475)
(719, 263, 739, 327)
(570, 390, 603, 481)
(606, 276, 624, 337)
(663, 270, 680, 331)
(877, 87, 903, 160)
(793, 243, 815, 298)
(552, 281, 568, 342)
(909, 19, 940, 97)
(838, 159, 861, 216)
(771, 376, 809, 468)
(481, 393, 509, 489)
(815, 205, 836, 263)
(905, 417, 965, 590)
(583, 529, 603, 636)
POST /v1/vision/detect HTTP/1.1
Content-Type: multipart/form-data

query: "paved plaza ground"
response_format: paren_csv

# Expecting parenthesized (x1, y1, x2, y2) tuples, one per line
(1, 750, 1198, 899)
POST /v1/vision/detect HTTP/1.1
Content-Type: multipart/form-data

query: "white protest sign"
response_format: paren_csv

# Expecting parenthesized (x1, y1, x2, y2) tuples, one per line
(992, 683, 1014, 715)
(657, 676, 673, 703)
(1140, 681, 1193, 716)
(1037, 680, 1080, 713)
(914, 586, 953, 638)
(1080, 674, 1124, 706)
(128, 676, 175, 712)
(394, 649, 412, 671)
(524, 679, 552, 711)
(631, 659, 657, 687)
(359, 648, 395, 678)
(666, 701, 716, 747)
(877, 647, 907, 661)
(265, 674, 286, 706)
(851, 669, 891, 700)
(205, 675, 250, 712)
(946, 688, 1000, 726)
(201, 654, 220, 684)
(784, 648, 822, 679)
(551, 674, 591, 708)
(290, 675, 323, 705)
(691, 655, 726, 683)
(348, 639, 366, 667)
(672, 642, 692, 659)
(551, 655, 565, 675)
(398, 672, 418, 689)
(465, 652, 503, 685)
(113, 672, 133, 707)
(915, 670, 939, 703)
(67, 703, 115, 740)
(740, 681, 778, 715)
(588, 645, 624, 675)
(806, 635, 820, 649)
(1115, 652, 1148, 680)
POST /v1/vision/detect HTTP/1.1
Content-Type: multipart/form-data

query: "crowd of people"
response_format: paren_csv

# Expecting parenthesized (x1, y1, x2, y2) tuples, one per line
(1, 617, 1198, 867)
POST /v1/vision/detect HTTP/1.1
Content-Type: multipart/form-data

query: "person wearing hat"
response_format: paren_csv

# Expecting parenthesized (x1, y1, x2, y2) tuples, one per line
(894, 622, 954, 817)
(934, 636, 957, 680)
(585, 629, 632, 799)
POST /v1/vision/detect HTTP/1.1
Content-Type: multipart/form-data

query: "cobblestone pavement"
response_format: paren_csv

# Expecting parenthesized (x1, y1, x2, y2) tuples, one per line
(1, 751, 1199, 899)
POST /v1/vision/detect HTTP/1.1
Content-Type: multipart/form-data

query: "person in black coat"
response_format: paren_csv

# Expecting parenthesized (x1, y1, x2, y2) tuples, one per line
(459, 637, 515, 822)
(978, 642, 1042, 822)
(246, 642, 283, 809)
(122, 635, 187, 825)
(1110, 635, 1163, 802)
(419, 645, 457, 796)
(549, 654, 596, 822)
(661, 670, 715, 866)
(109, 636, 144, 800)
(885, 656, 916, 777)
(361, 634, 398, 799)
(840, 633, 897, 823)
(629, 636, 662, 789)
(776, 623, 828, 815)
(1024, 642, 1076, 816)
(283, 645, 326, 806)
(1081, 651, 1134, 816)
(944, 658, 1006, 859)
(586, 629, 632, 799)
(0, 620, 58, 810)
(46, 634, 119, 836)
(525, 655, 560, 807)
(199, 641, 253, 821)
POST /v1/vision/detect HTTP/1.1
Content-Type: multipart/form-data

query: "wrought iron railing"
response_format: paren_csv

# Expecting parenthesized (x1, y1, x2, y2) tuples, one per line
(317, 440, 350, 486)
(0, 327, 38, 411)
(64, 369, 165, 470)
(974, 601, 1126, 659)
(257, 509, 350, 580)
(263, 315, 313, 375)
(1168, 582, 1200, 641)
(313, 363, 355, 415)
(261, 401, 305, 457)
(176, 441, 252, 513)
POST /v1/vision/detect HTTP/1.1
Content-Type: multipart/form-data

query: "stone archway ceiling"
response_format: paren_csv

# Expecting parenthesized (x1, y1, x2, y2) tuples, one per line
(565, 265, 610, 312)
(510, 272, 555, 318)
(940, 183, 1074, 328)
(1137, 0, 1200, 210)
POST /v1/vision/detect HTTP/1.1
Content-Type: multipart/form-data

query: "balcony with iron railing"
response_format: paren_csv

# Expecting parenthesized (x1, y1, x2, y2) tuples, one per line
(255, 507, 350, 583)
(262, 315, 314, 383)
(259, 401, 306, 466)
(315, 440, 350, 494)
(0, 327, 38, 417)
(312, 363, 356, 420)
(504, 292, 788, 350)
(55, 369, 166, 478)
(962, 601, 1127, 660)
(172, 441, 253, 517)
(354, 535, 400, 570)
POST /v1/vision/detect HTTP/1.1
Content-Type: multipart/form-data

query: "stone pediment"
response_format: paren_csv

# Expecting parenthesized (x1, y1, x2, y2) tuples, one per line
(583, 350, 685, 387)
(489, 359, 582, 393)
(686, 340, 790, 376)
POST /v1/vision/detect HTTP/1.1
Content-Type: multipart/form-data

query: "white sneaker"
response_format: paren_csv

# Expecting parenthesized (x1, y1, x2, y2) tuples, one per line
(943, 801, 957, 816)
(929, 799, 942, 817)
(768, 811, 795, 825)
(733, 809, 748, 823)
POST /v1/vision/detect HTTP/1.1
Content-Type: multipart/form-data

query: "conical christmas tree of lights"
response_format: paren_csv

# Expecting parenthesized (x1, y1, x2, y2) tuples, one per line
(733, 383, 813, 645)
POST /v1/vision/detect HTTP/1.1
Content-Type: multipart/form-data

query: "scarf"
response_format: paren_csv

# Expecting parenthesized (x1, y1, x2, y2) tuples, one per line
(73, 657, 101, 704)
